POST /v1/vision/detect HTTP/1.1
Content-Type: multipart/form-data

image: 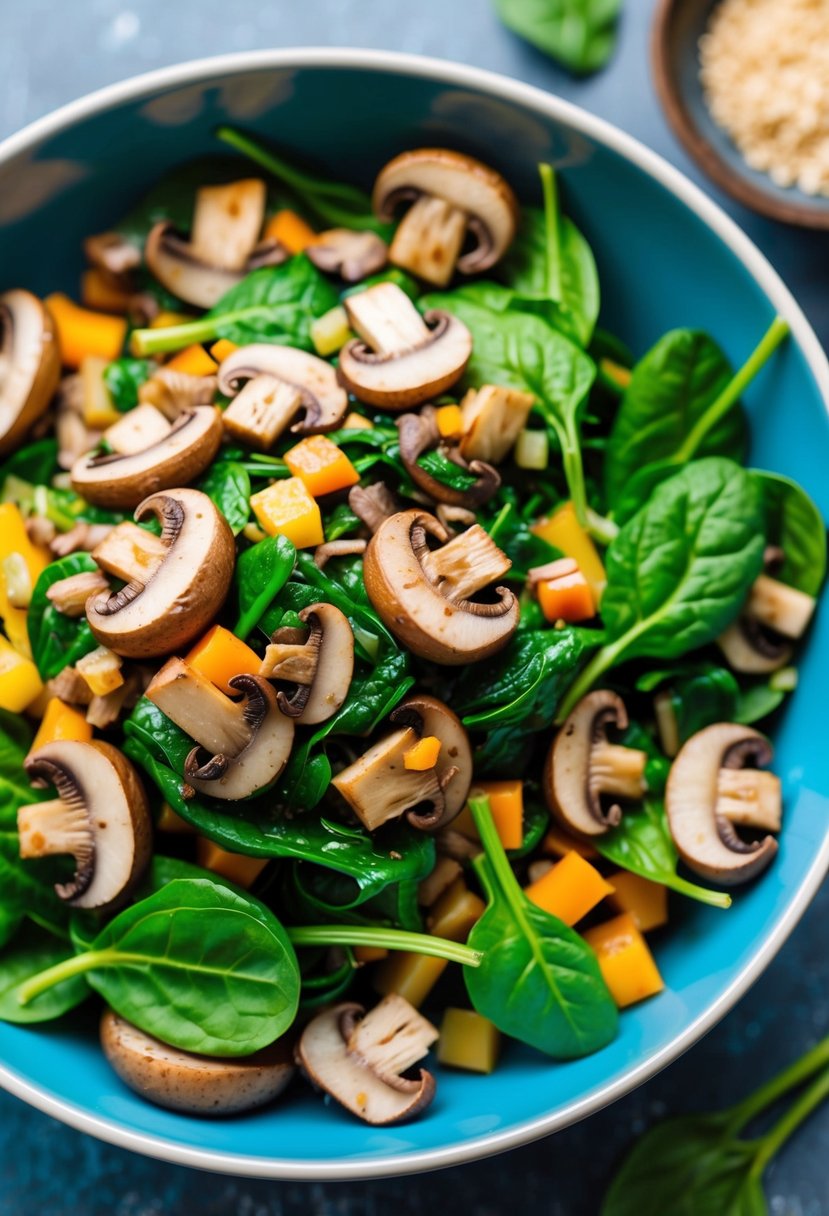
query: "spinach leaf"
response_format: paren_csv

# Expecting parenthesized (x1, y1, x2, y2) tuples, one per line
(465, 795, 618, 1058)
(215, 125, 391, 236)
(0, 438, 59, 489)
(132, 257, 338, 356)
(503, 166, 599, 347)
(103, 358, 152, 412)
(422, 286, 596, 520)
(0, 923, 90, 1023)
(639, 663, 740, 746)
(454, 627, 583, 729)
(284, 863, 422, 933)
(13, 879, 300, 1056)
(495, 0, 622, 73)
(473, 725, 535, 778)
(558, 459, 766, 718)
(234, 534, 296, 639)
(486, 500, 562, 577)
(735, 679, 788, 726)
(754, 470, 827, 596)
(417, 449, 478, 491)
(196, 460, 250, 535)
(595, 799, 730, 908)
(27, 554, 100, 680)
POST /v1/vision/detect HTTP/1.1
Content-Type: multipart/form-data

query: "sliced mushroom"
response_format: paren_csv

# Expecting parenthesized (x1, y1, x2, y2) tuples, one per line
(91, 521, 168, 583)
(306, 228, 388, 282)
(348, 482, 399, 533)
(373, 148, 519, 286)
(397, 408, 500, 507)
(71, 406, 223, 509)
(260, 602, 354, 725)
(0, 291, 61, 455)
(665, 723, 781, 885)
(103, 403, 173, 455)
(218, 344, 348, 442)
(459, 384, 536, 465)
(296, 997, 436, 1125)
(718, 571, 817, 674)
(332, 726, 446, 831)
(390, 694, 472, 828)
(19, 740, 151, 909)
(84, 232, 142, 276)
(86, 488, 235, 658)
(45, 569, 110, 617)
(138, 368, 218, 421)
(338, 282, 472, 410)
(313, 539, 367, 569)
(364, 509, 518, 665)
(544, 691, 648, 837)
(101, 1009, 294, 1114)
(145, 658, 294, 800)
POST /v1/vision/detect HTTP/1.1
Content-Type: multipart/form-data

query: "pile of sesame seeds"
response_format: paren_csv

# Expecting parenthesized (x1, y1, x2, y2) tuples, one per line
(699, 0, 829, 197)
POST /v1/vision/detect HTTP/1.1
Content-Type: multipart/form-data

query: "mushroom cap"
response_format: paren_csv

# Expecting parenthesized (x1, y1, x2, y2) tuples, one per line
(86, 488, 236, 659)
(144, 222, 286, 310)
(22, 740, 152, 910)
(717, 620, 793, 674)
(337, 311, 472, 410)
(363, 509, 518, 664)
(70, 406, 223, 509)
(218, 344, 348, 433)
(0, 290, 61, 456)
(544, 690, 630, 837)
(185, 674, 295, 801)
(101, 1009, 294, 1114)
(665, 723, 779, 886)
(396, 409, 500, 508)
(296, 1003, 435, 1126)
(306, 228, 388, 282)
(286, 602, 354, 726)
(391, 693, 473, 827)
(373, 148, 519, 273)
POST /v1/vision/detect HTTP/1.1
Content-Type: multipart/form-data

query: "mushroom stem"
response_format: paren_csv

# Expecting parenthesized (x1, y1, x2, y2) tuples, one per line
(146, 659, 252, 757)
(17, 797, 88, 860)
(91, 523, 167, 585)
(260, 640, 316, 684)
(420, 524, 511, 603)
(745, 574, 816, 639)
(223, 375, 303, 451)
(591, 741, 648, 801)
(388, 195, 468, 287)
(717, 768, 782, 832)
(345, 282, 431, 354)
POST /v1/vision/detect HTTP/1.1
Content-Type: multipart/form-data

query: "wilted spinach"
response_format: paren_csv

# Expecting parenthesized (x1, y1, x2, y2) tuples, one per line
(234, 533, 296, 639)
(0, 439, 59, 490)
(27, 554, 101, 680)
(196, 461, 250, 535)
(755, 469, 827, 596)
(103, 358, 152, 412)
(454, 627, 584, 729)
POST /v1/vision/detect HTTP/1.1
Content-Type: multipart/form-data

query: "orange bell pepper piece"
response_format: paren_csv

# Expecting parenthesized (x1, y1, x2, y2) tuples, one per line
(283, 435, 360, 498)
(186, 625, 263, 695)
(583, 913, 665, 1008)
(264, 209, 317, 253)
(525, 851, 614, 926)
(45, 294, 127, 368)
(165, 344, 218, 376)
(536, 558, 596, 623)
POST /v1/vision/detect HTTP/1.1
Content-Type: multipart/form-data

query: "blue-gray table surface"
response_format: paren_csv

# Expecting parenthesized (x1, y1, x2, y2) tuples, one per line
(1, 1, 828, 1212)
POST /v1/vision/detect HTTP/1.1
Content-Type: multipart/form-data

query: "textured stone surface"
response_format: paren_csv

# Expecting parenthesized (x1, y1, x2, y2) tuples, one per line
(1, 1, 829, 1211)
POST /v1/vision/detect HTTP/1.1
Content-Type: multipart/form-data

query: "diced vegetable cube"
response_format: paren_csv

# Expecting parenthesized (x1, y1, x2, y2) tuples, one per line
(264, 209, 317, 253)
(514, 428, 549, 470)
(354, 946, 389, 963)
(437, 1008, 501, 1073)
(343, 411, 373, 430)
(404, 735, 442, 771)
(165, 344, 218, 376)
(250, 477, 324, 549)
(310, 305, 351, 357)
(583, 913, 664, 1008)
(30, 698, 93, 753)
(608, 871, 669, 932)
(196, 837, 268, 888)
(186, 625, 263, 695)
(75, 646, 124, 696)
(532, 501, 607, 602)
(525, 851, 614, 926)
(428, 878, 485, 942)
(536, 558, 596, 623)
(0, 504, 48, 658)
(455, 780, 524, 850)
(45, 294, 127, 368)
(81, 269, 132, 315)
(435, 404, 464, 439)
(374, 952, 448, 1008)
(0, 636, 43, 712)
(81, 356, 121, 428)
(283, 435, 360, 497)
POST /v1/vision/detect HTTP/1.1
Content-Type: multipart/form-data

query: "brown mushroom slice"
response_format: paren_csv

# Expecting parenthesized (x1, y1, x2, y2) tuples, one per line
(338, 283, 472, 410)
(86, 488, 235, 658)
(144, 221, 287, 310)
(459, 384, 536, 464)
(91, 521, 167, 584)
(84, 232, 142, 276)
(71, 406, 223, 509)
(364, 509, 518, 664)
(665, 723, 780, 885)
(397, 409, 500, 507)
(373, 148, 519, 286)
(146, 659, 294, 800)
(101, 1009, 294, 1114)
(544, 691, 648, 837)
(0, 290, 61, 455)
(348, 482, 399, 533)
(332, 726, 446, 831)
(260, 602, 354, 725)
(138, 368, 218, 420)
(306, 228, 388, 282)
(390, 694, 472, 828)
(20, 740, 151, 909)
(190, 179, 267, 272)
(218, 344, 348, 438)
(717, 573, 816, 674)
(313, 539, 367, 569)
(297, 998, 436, 1125)
(46, 569, 110, 617)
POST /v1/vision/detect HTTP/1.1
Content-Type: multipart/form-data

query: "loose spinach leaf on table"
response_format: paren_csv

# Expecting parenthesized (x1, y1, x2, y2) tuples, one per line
(454, 627, 584, 729)
(103, 358, 153, 412)
(27, 554, 101, 680)
(233, 533, 296, 639)
(558, 458, 766, 718)
(465, 796, 618, 1058)
(754, 470, 827, 596)
(196, 461, 251, 535)
(0, 923, 90, 1023)
(494, 0, 622, 74)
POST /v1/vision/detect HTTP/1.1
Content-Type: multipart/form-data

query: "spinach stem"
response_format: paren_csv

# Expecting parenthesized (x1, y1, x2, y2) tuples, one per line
(131, 315, 227, 356)
(539, 163, 563, 304)
(17, 949, 115, 1005)
(467, 795, 527, 922)
(662, 873, 731, 909)
(729, 1034, 829, 1135)
(287, 926, 481, 968)
(216, 125, 344, 200)
(750, 1063, 829, 1178)
(675, 316, 789, 463)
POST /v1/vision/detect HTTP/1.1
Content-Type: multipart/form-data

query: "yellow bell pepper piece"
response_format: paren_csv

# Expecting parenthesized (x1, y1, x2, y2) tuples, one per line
(608, 871, 669, 933)
(428, 878, 485, 943)
(374, 952, 448, 1008)
(525, 851, 614, 927)
(75, 646, 124, 696)
(0, 636, 43, 713)
(209, 339, 239, 362)
(532, 501, 607, 602)
(435, 404, 464, 439)
(186, 624, 262, 695)
(250, 477, 324, 549)
(437, 1009, 501, 1074)
(196, 837, 269, 888)
(45, 294, 127, 368)
(310, 306, 351, 357)
(403, 735, 442, 771)
(81, 356, 121, 428)
(0, 504, 48, 659)
(150, 310, 193, 330)
(454, 780, 525, 851)
(264, 209, 317, 253)
(30, 698, 93, 752)
(583, 913, 665, 1008)
(165, 344, 218, 376)
(283, 435, 360, 498)
(157, 803, 196, 833)
(343, 412, 374, 430)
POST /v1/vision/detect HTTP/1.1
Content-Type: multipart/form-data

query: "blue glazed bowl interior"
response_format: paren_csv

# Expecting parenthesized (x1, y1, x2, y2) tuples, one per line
(1, 54, 828, 1176)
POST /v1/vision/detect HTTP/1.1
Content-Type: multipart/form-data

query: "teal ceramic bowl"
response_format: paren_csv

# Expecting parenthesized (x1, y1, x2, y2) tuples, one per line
(1, 49, 828, 1180)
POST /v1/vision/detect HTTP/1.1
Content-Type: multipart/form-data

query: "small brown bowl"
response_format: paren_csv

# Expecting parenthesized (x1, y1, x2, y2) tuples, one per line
(652, 0, 829, 228)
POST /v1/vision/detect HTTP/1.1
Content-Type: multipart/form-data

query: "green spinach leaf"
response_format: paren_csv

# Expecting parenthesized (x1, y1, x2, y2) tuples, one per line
(494, 0, 622, 74)
(454, 627, 583, 729)
(27, 554, 100, 680)
(103, 358, 153, 412)
(0, 923, 90, 1022)
(0, 439, 59, 489)
(234, 534, 296, 639)
(196, 461, 251, 535)
(754, 470, 827, 596)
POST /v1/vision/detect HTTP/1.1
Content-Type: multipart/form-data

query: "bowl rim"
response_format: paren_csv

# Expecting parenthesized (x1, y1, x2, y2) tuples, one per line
(650, 0, 829, 230)
(1, 44, 829, 1182)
